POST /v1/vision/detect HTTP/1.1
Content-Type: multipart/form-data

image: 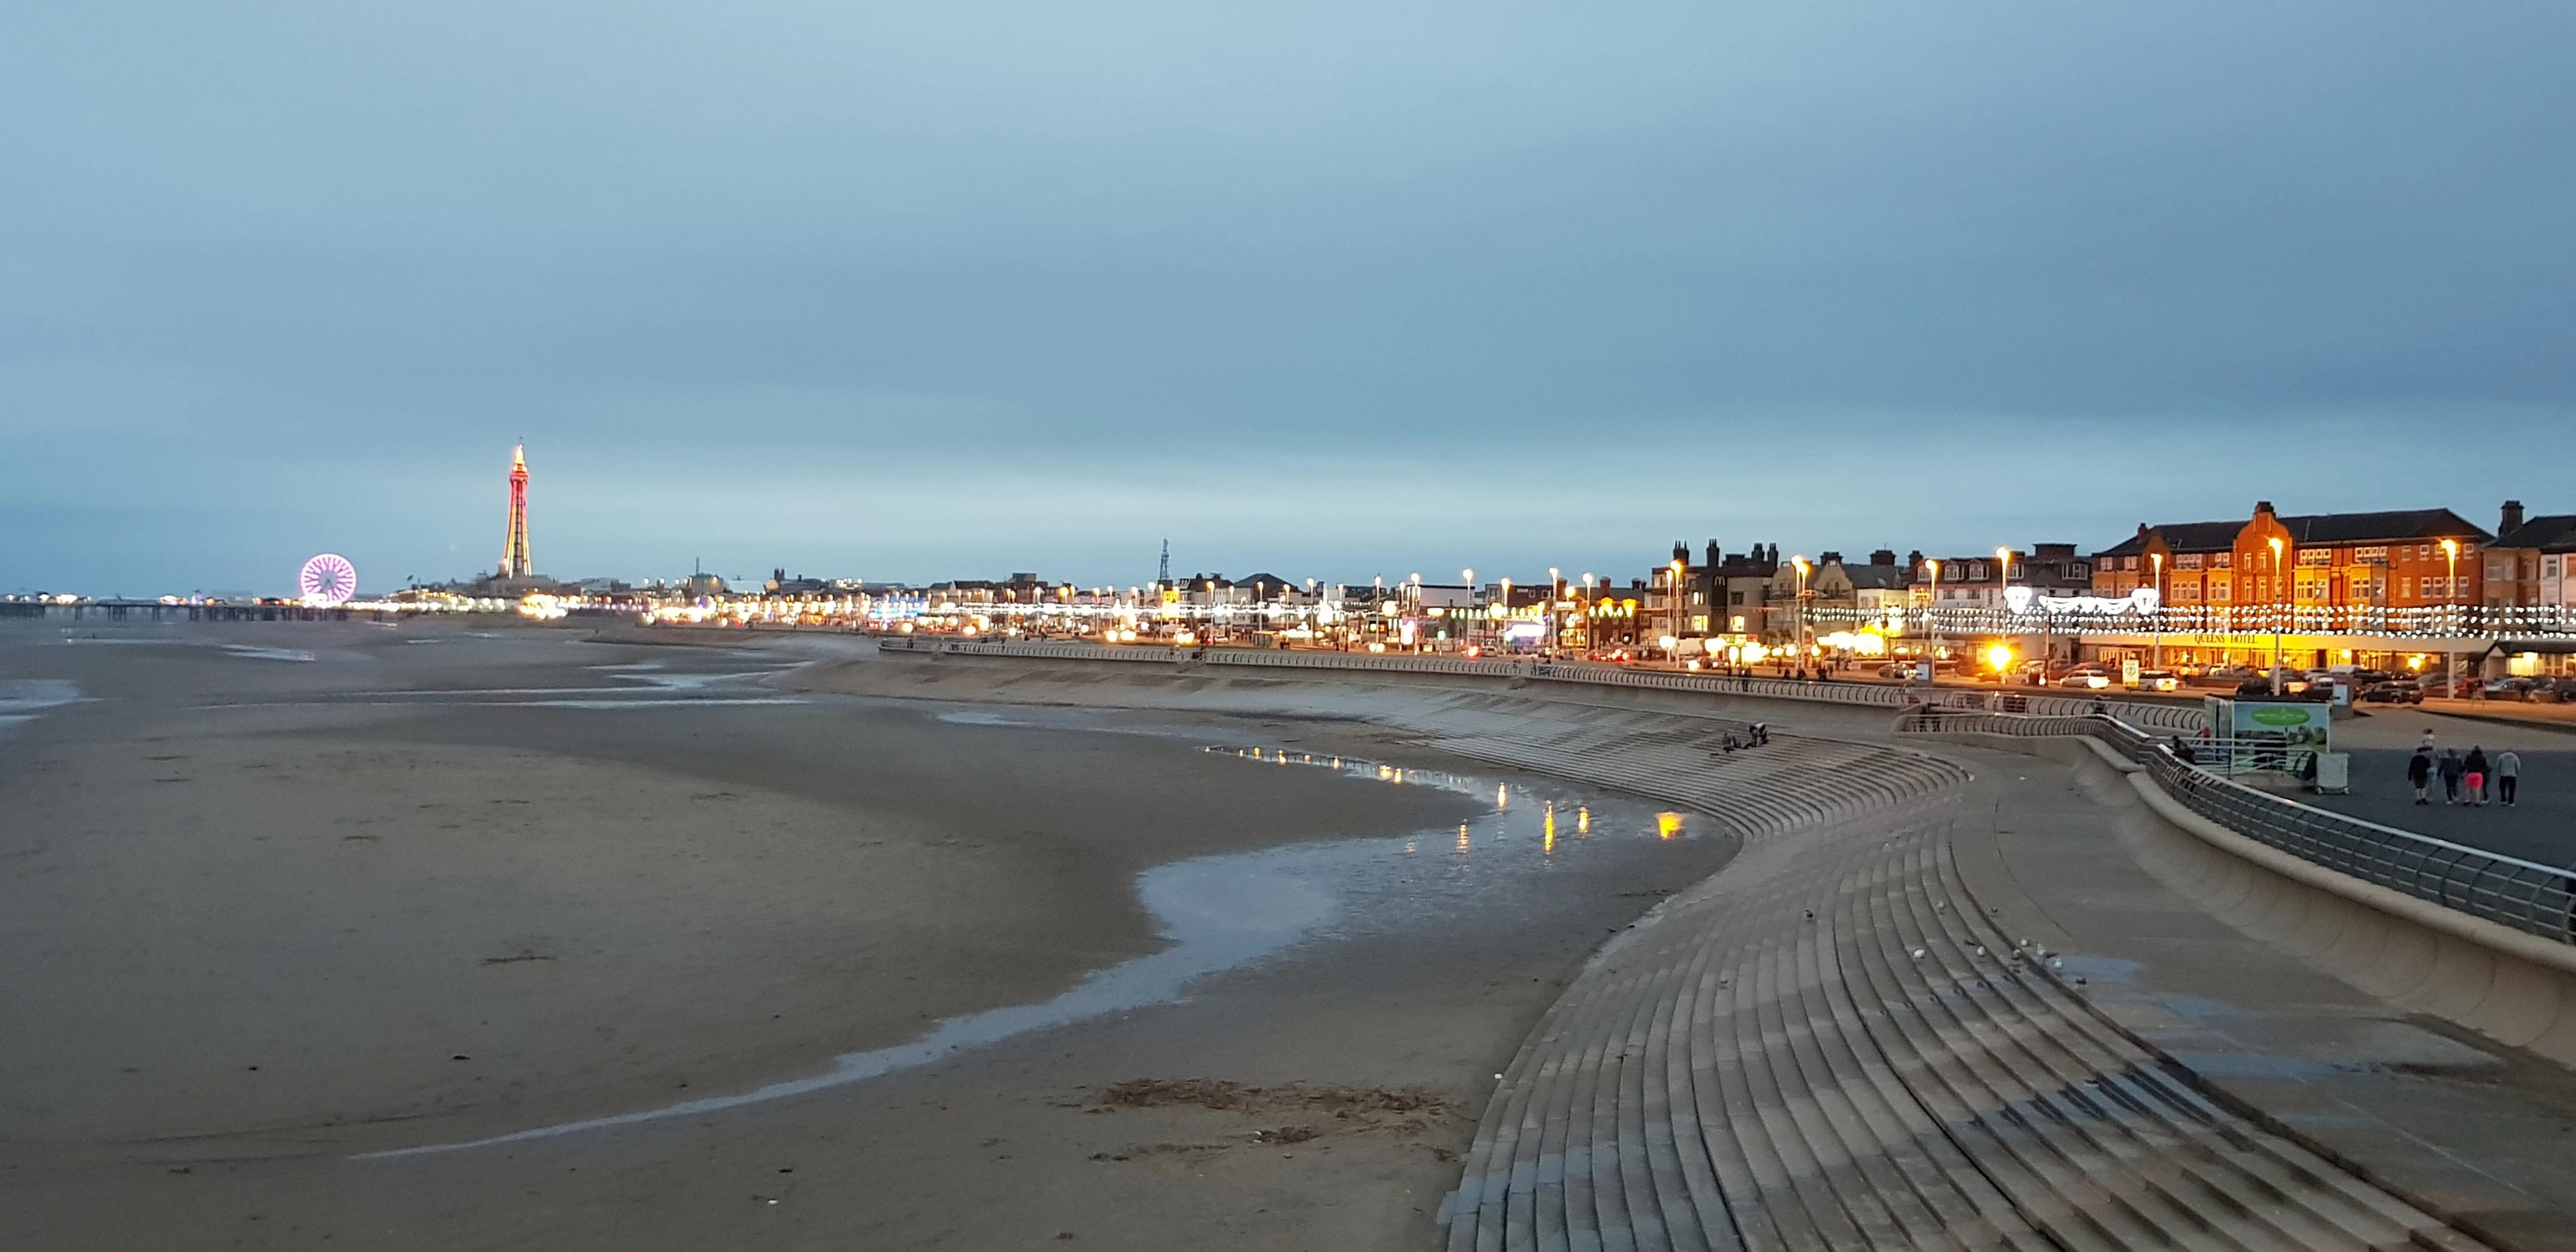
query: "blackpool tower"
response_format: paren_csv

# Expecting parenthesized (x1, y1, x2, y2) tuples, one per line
(498, 445, 532, 579)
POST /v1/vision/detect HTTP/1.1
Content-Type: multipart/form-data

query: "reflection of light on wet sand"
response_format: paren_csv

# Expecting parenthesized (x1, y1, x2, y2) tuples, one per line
(1657, 812, 1685, 840)
(1211, 747, 1506, 803)
(1544, 805, 1557, 854)
(1457, 823, 1472, 852)
(1578, 807, 1591, 834)
(1496, 783, 1509, 809)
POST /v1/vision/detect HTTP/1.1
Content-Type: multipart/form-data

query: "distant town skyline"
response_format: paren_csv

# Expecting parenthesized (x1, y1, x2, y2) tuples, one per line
(20, 436, 2545, 605)
(6, 3, 2572, 596)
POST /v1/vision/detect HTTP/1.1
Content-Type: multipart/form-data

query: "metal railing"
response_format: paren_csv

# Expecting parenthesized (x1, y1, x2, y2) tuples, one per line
(873, 635, 2204, 728)
(875, 636, 1174, 664)
(1899, 707, 2576, 947)
(1805, 600, 2576, 640)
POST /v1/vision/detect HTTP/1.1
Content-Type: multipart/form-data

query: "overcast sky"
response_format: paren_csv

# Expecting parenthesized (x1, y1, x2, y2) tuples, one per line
(4, 2, 2570, 596)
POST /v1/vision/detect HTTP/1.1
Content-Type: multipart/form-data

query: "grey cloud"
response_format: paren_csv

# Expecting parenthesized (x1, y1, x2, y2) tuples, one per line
(3, 2, 2571, 592)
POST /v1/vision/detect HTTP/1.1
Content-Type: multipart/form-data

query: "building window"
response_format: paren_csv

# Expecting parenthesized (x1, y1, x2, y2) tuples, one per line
(2176, 553, 2202, 570)
(2212, 553, 2231, 569)
(2296, 547, 2331, 566)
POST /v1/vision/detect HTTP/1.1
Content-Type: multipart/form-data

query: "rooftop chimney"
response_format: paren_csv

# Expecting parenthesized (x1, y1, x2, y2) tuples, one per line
(2502, 499, 2526, 535)
(1869, 549, 1897, 567)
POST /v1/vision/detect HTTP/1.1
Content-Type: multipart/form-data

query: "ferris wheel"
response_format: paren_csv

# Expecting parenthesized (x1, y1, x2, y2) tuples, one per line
(298, 553, 358, 607)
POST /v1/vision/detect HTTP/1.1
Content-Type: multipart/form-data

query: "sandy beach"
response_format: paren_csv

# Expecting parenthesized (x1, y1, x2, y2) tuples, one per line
(1, 618, 1732, 1249)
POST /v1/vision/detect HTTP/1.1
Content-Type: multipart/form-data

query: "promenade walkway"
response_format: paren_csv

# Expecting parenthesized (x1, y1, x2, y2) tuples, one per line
(2314, 749, 2576, 866)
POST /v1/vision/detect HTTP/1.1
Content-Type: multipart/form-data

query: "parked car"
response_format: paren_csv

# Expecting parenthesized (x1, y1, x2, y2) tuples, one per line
(2129, 669, 2181, 692)
(2235, 675, 2326, 699)
(2361, 679, 2423, 705)
(2057, 666, 2113, 689)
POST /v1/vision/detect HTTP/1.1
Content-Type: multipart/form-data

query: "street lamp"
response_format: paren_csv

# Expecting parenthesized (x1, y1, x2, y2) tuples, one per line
(1996, 546, 2016, 683)
(1923, 558, 1941, 682)
(2267, 536, 2285, 695)
(1669, 556, 1685, 661)
(2441, 537, 2460, 697)
(2149, 551, 2164, 673)
(1547, 567, 1561, 655)
(1792, 555, 1811, 669)
(1581, 572, 1596, 653)
(1458, 569, 1473, 655)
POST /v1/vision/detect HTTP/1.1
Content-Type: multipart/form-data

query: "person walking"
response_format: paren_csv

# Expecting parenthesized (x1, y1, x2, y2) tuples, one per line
(2496, 748, 2520, 807)
(2407, 749, 2434, 805)
(2465, 747, 2490, 806)
(2419, 728, 2438, 753)
(2437, 749, 2465, 805)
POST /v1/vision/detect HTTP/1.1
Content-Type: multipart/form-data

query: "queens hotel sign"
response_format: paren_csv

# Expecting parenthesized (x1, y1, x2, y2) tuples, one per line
(2003, 586, 2162, 620)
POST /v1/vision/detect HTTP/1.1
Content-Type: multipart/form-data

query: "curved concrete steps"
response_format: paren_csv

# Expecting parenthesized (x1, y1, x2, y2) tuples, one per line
(1444, 811, 2489, 1251)
(1423, 729, 1965, 846)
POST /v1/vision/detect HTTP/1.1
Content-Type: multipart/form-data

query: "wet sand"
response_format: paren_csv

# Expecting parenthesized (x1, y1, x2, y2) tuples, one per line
(1, 619, 1731, 1249)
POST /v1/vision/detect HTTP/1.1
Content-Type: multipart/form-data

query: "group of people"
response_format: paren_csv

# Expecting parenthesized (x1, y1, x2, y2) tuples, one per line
(2406, 731, 2521, 807)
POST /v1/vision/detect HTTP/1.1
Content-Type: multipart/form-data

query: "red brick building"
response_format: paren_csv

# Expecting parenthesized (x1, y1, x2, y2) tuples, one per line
(2093, 502, 2491, 613)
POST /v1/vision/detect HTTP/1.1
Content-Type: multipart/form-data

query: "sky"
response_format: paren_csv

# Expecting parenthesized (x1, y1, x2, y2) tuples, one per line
(4, 2, 2571, 597)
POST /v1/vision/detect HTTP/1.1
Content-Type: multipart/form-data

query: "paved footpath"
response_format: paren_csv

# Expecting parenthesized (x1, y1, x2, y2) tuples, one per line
(1442, 732, 2576, 1252)
(2311, 748, 2576, 866)
(1967, 743, 2576, 1252)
